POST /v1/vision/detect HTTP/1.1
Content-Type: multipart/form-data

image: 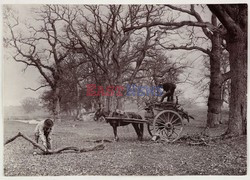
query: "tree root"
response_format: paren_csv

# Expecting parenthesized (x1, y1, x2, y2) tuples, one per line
(4, 132, 105, 155)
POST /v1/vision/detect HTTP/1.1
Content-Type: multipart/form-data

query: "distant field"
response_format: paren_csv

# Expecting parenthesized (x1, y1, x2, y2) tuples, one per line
(3, 108, 246, 176)
(4, 105, 50, 121)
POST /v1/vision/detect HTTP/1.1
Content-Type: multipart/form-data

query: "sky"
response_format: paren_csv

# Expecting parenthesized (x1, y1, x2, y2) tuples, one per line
(3, 56, 42, 106)
(1, 4, 209, 107)
(2, 5, 46, 106)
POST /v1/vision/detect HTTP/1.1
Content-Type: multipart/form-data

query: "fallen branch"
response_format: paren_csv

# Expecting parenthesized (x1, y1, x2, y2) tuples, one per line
(177, 134, 211, 146)
(187, 140, 210, 146)
(4, 132, 105, 155)
(85, 139, 113, 143)
(5, 132, 46, 152)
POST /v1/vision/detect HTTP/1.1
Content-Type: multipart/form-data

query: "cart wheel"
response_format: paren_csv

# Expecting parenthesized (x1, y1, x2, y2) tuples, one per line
(147, 121, 154, 137)
(153, 110, 183, 142)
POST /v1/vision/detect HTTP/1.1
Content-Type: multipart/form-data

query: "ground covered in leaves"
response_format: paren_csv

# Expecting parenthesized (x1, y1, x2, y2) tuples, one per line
(4, 110, 247, 176)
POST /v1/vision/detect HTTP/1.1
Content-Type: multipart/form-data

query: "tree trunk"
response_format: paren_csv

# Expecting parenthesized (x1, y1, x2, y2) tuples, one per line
(207, 4, 247, 136)
(115, 83, 123, 110)
(116, 96, 123, 110)
(75, 83, 80, 121)
(226, 35, 247, 135)
(207, 32, 223, 127)
(52, 87, 61, 122)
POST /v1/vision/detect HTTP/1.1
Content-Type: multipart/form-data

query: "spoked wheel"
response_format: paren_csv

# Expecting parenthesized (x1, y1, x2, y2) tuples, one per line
(153, 110, 183, 142)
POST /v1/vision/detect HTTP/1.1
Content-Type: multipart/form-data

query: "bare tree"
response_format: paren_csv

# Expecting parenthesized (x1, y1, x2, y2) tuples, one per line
(48, 5, 160, 111)
(125, 5, 232, 128)
(124, 4, 247, 135)
(208, 4, 247, 135)
(4, 5, 70, 121)
(158, 5, 233, 128)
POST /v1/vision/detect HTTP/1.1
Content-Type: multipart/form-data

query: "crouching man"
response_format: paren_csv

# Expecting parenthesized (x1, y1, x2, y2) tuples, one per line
(34, 119, 54, 150)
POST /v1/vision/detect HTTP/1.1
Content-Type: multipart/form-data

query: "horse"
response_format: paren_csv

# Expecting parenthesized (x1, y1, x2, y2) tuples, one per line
(94, 109, 144, 141)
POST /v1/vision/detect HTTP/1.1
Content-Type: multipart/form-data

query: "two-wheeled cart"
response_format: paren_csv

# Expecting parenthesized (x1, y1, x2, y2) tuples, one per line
(105, 101, 193, 142)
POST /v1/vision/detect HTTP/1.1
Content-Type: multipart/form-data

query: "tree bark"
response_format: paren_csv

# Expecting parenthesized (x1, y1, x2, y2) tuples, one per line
(207, 31, 223, 127)
(208, 4, 247, 136)
(226, 35, 247, 135)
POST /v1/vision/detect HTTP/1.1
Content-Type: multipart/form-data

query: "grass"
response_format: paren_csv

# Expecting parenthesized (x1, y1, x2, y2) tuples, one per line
(3, 109, 247, 176)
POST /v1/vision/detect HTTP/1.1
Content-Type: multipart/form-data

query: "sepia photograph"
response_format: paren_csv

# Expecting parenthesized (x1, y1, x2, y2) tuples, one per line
(1, 1, 248, 177)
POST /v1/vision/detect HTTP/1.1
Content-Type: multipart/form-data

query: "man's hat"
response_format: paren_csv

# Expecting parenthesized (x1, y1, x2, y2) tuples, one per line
(44, 119, 54, 127)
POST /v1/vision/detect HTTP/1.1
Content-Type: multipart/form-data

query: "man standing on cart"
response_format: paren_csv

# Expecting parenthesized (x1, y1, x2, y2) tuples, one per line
(159, 82, 176, 102)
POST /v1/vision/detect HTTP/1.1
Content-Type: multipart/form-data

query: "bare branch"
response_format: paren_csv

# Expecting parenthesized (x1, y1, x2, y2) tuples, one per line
(124, 20, 214, 32)
(165, 5, 213, 39)
(158, 43, 211, 55)
(25, 85, 49, 91)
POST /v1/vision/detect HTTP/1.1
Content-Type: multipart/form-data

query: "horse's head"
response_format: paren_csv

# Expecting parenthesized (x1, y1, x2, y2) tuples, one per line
(94, 108, 110, 122)
(94, 108, 105, 121)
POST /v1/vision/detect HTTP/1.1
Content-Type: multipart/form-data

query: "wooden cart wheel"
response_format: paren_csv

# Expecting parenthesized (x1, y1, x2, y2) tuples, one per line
(153, 110, 183, 142)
